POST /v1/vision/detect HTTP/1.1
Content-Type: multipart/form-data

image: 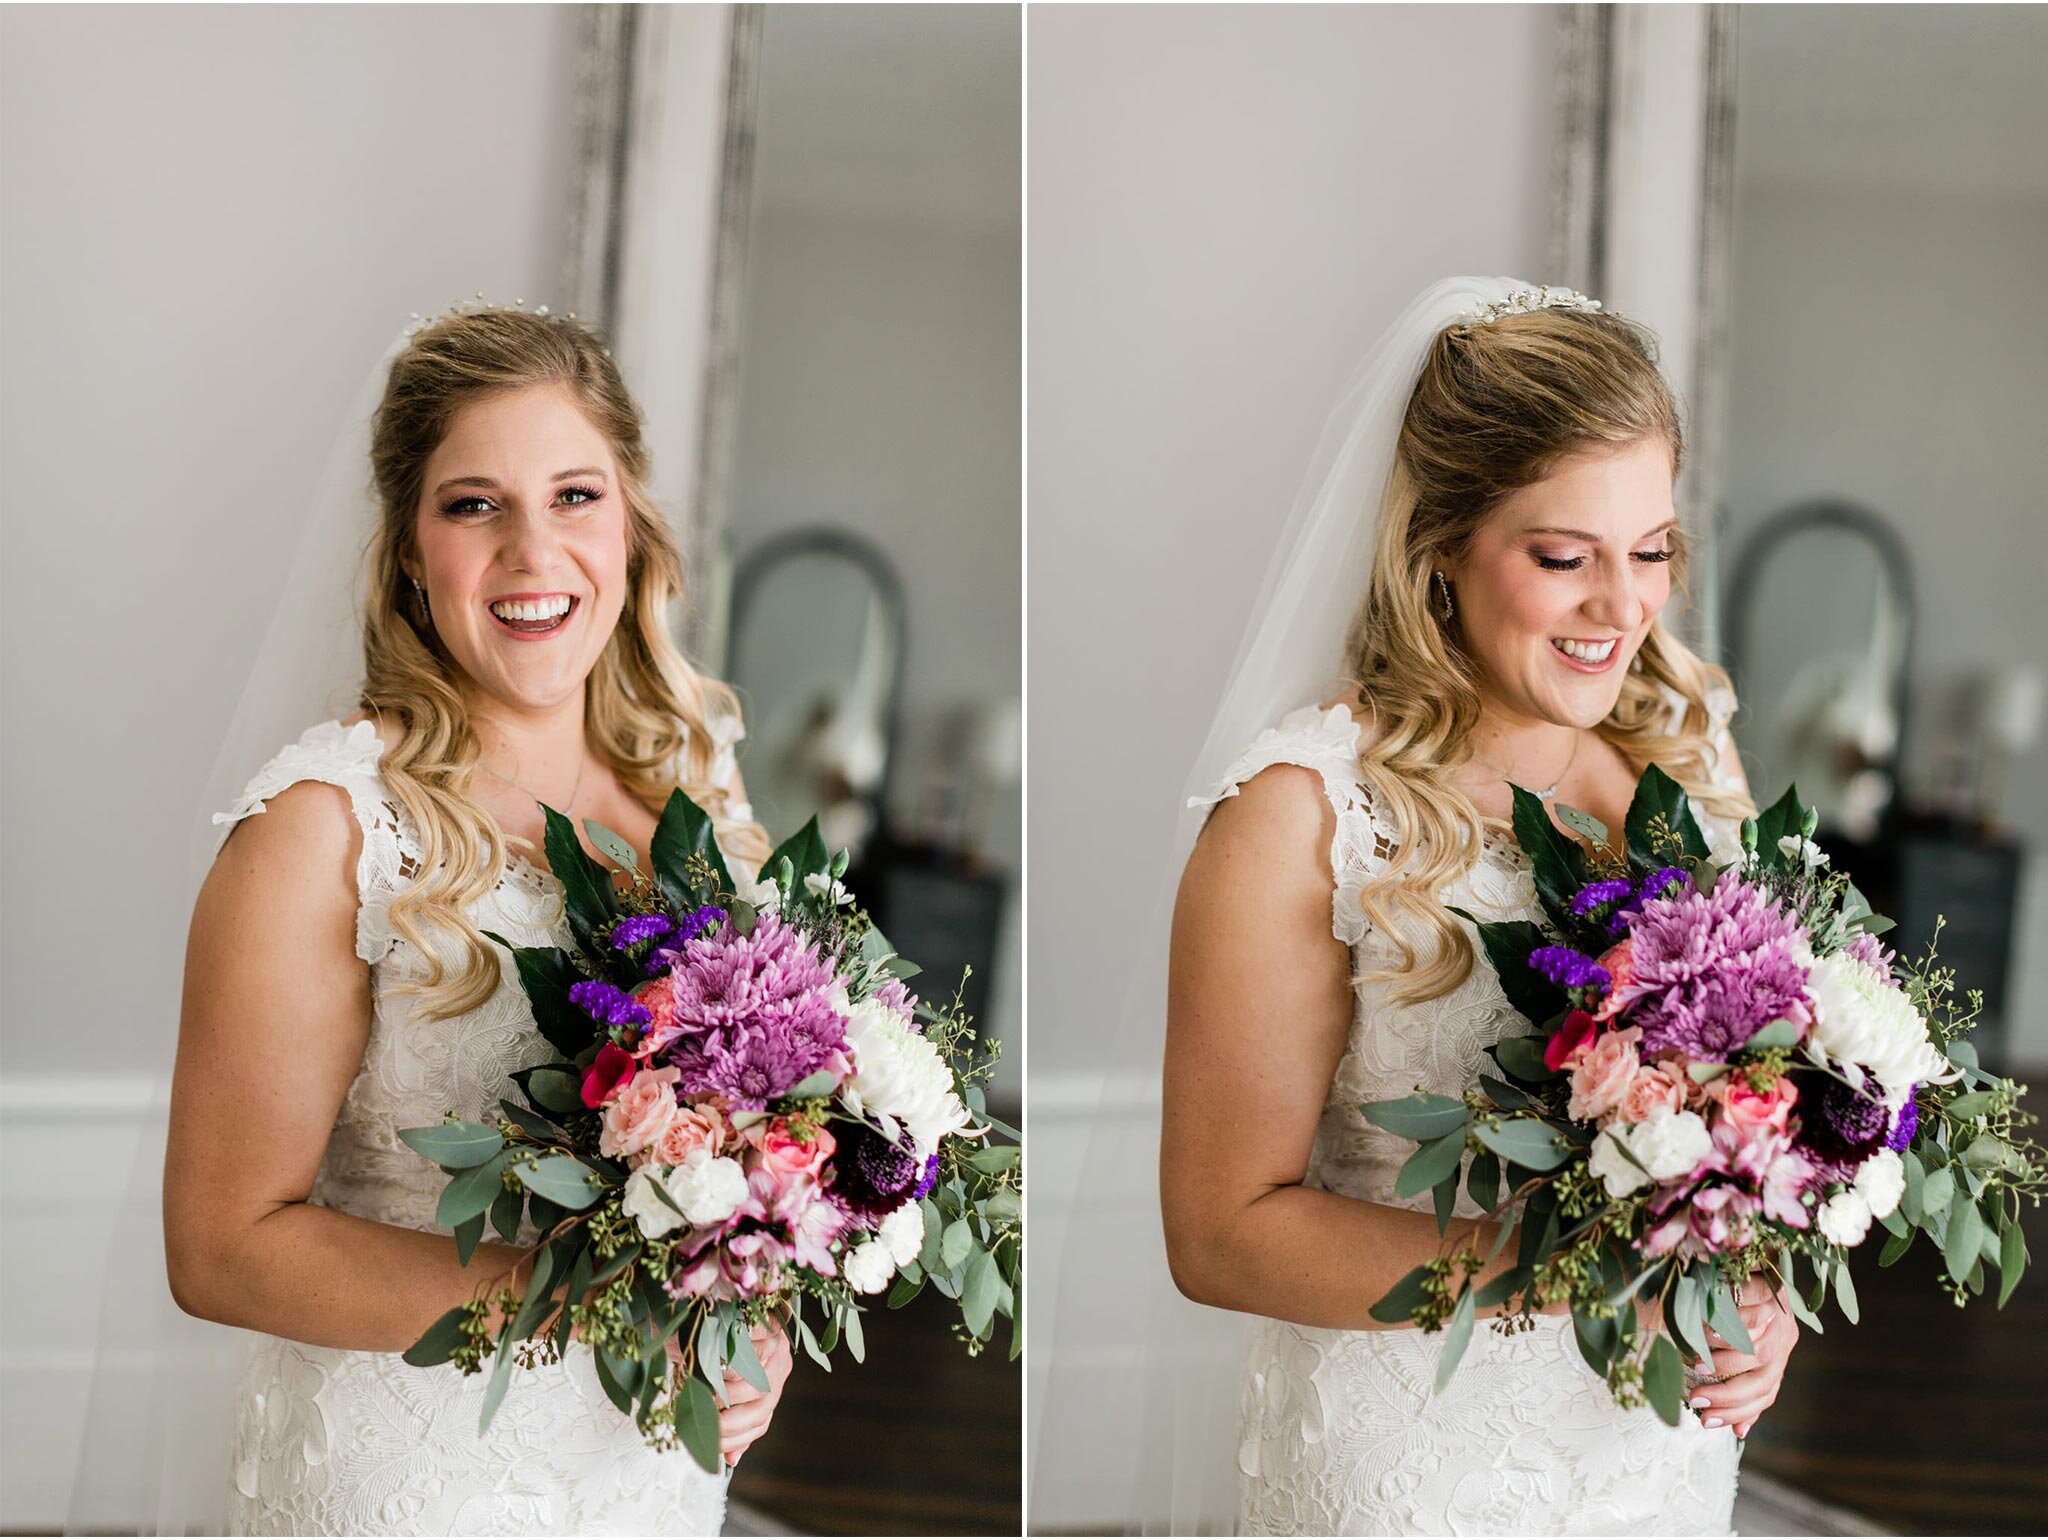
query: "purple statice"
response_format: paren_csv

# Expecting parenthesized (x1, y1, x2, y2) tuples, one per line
(1886, 1091, 1921, 1152)
(1570, 878, 1636, 918)
(610, 913, 676, 951)
(568, 978, 652, 1029)
(827, 1122, 927, 1221)
(911, 1150, 941, 1201)
(1844, 930, 1898, 985)
(1529, 946, 1611, 993)
(656, 913, 848, 1109)
(644, 905, 730, 975)
(1609, 875, 1812, 1059)
(1637, 866, 1688, 906)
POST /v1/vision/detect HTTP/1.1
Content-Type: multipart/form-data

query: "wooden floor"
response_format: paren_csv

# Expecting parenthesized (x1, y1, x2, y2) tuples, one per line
(1740, 1192, 2048, 1535)
(727, 1287, 1022, 1535)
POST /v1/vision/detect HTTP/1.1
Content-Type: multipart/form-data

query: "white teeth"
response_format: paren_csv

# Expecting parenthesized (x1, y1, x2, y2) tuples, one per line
(489, 596, 572, 623)
(1554, 637, 1617, 663)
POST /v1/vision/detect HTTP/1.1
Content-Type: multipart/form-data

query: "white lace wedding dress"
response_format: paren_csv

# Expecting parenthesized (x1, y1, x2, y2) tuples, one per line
(211, 715, 750, 1536)
(1196, 684, 1749, 1537)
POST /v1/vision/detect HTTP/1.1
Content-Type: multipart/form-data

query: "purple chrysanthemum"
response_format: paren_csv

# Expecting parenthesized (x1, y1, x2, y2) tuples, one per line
(827, 1122, 926, 1221)
(1844, 931, 1898, 986)
(1609, 875, 1812, 1059)
(874, 975, 922, 1025)
(1529, 946, 1611, 992)
(610, 913, 676, 950)
(1886, 1091, 1920, 1152)
(656, 913, 847, 1108)
(568, 978, 652, 1029)
(1570, 878, 1636, 918)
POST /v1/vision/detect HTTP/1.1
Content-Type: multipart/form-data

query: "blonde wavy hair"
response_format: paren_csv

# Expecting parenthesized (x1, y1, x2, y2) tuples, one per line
(355, 308, 772, 1023)
(1341, 306, 1756, 1008)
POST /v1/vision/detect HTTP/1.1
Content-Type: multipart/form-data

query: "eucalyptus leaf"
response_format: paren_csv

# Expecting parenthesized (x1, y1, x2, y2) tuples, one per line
(1466, 1149, 1501, 1215)
(399, 1122, 505, 1169)
(1360, 1092, 1471, 1143)
(785, 1070, 838, 1101)
(1394, 1129, 1469, 1200)
(1471, 1118, 1571, 1172)
(1998, 1218, 2027, 1308)
(963, 1248, 1002, 1337)
(1671, 1271, 1710, 1365)
(1900, 1149, 1926, 1224)
(844, 1303, 868, 1363)
(1744, 1020, 1800, 1051)
(1492, 1034, 1562, 1084)
(1433, 1288, 1477, 1393)
(1643, 1334, 1684, 1428)
(677, 1376, 723, 1474)
(525, 1068, 585, 1116)
(436, 1149, 515, 1230)
(1433, 1169, 1459, 1236)
(1944, 1198, 1985, 1285)
(1834, 1258, 1860, 1325)
(1947, 1091, 1998, 1121)
(489, 1184, 524, 1245)
(453, 1209, 487, 1268)
(582, 818, 641, 873)
(476, 1315, 520, 1435)
(402, 1304, 470, 1368)
(1369, 1264, 1432, 1325)
(1878, 1228, 1913, 1268)
(514, 1154, 609, 1210)
(1705, 1282, 1754, 1356)
(1552, 803, 1609, 848)
(1921, 1164, 1955, 1217)
(941, 1219, 974, 1270)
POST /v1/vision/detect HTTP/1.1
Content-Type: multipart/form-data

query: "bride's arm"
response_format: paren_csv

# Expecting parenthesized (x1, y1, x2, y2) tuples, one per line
(165, 778, 548, 1350)
(1161, 763, 1564, 1332)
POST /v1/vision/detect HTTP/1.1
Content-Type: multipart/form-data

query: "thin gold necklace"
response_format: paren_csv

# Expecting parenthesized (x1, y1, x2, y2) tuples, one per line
(477, 748, 588, 815)
(1472, 728, 1582, 801)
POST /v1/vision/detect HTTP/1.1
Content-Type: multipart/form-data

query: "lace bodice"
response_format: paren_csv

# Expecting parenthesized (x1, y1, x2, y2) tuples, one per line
(1198, 683, 1751, 1536)
(210, 715, 749, 1536)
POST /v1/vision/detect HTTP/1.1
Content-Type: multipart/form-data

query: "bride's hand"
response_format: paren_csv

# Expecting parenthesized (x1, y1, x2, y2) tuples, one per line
(1684, 1272, 1798, 1439)
(666, 1320, 796, 1467)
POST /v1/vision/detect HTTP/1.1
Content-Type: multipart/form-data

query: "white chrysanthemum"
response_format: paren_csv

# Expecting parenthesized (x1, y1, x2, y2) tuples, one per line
(733, 874, 780, 911)
(1817, 1188, 1873, 1246)
(805, 872, 853, 906)
(841, 999, 978, 1154)
(1588, 1109, 1713, 1199)
(844, 1238, 895, 1294)
(622, 1165, 688, 1239)
(878, 1200, 925, 1267)
(1852, 1148, 1905, 1221)
(1804, 954, 1952, 1108)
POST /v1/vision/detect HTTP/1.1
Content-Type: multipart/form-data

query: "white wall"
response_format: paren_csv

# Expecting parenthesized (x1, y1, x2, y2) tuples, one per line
(1027, 5, 1557, 1524)
(1723, 180, 2048, 1066)
(0, 6, 585, 1525)
(1027, 0, 1557, 1085)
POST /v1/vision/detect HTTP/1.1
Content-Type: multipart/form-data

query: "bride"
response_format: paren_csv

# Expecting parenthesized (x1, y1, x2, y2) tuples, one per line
(161, 301, 791, 1535)
(1160, 279, 1800, 1534)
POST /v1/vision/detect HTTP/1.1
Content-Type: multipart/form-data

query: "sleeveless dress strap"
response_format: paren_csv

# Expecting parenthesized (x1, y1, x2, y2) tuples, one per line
(210, 719, 409, 966)
(1187, 703, 1398, 947)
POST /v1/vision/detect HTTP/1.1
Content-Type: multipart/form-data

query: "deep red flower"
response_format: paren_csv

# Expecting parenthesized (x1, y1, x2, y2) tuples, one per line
(581, 1042, 638, 1108)
(1544, 1008, 1599, 1072)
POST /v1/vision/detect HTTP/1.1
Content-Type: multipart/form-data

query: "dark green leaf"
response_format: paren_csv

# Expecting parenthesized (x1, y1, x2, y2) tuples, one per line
(1511, 783, 1592, 923)
(651, 787, 733, 913)
(1369, 1264, 1432, 1325)
(541, 802, 620, 955)
(399, 1122, 505, 1168)
(1492, 1033, 1562, 1084)
(1360, 1092, 1471, 1143)
(524, 1067, 586, 1115)
(1394, 1130, 1468, 1200)
(1433, 1169, 1459, 1235)
(453, 1209, 487, 1267)
(888, 1272, 925, 1309)
(1452, 909, 1568, 1031)
(494, 943, 601, 1059)
(1572, 1306, 1618, 1378)
(1473, 1267, 1530, 1309)
(402, 1304, 470, 1368)
(762, 818, 830, 893)
(514, 1154, 609, 1210)
(589, 1239, 643, 1289)
(1749, 783, 1808, 872)
(1623, 763, 1711, 871)
(1471, 1117, 1571, 1172)
(1466, 1149, 1501, 1215)
(489, 1184, 524, 1245)
(497, 1098, 567, 1144)
(1879, 1229, 1913, 1267)
(1434, 1287, 1477, 1393)
(1643, 1334, 1684, 1427)
(1477, 1075, 1536, 1111)
(1517, 1191, 1562, 1273)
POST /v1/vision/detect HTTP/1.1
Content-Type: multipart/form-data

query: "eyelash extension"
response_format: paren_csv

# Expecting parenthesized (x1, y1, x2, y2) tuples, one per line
(1534, 550, 1674, 572)
(443, 484, 604, 517)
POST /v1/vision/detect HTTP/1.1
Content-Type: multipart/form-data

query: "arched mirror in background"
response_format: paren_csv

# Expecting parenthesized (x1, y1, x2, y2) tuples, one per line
(1725, 499, 1914, 844)
(727, 527, 906, 864)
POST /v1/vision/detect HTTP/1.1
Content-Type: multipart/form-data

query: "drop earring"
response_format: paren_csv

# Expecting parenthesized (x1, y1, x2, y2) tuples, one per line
(1434, 570, 1455, 622)
(410, 576, 432, 626)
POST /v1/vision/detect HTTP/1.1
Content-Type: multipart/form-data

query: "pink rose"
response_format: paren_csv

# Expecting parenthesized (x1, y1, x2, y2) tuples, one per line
(640, 1099, 732, 1171)
(1718, 1071, 1798, 1143)
(1545, 1009, 1599, 1072)
(599, 1064, 681, 1158)
(1591, 938, 1636, 1022)
(581, 1043, 639, 1109)
(1618, 1063, 1684, 1125)
(746, 1116, 837, 1182)
(1568, 1026, 1642, 1125)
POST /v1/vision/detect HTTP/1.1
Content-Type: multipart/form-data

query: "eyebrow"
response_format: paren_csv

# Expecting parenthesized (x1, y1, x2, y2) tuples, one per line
(1523, 518, 1678, 542)
(433, 467, 609, 494)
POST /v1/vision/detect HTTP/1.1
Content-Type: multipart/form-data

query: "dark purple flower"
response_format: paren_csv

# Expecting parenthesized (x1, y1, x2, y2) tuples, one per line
(1529, 946, 1611, 992)
(569, 979, 652, 1029)
(1570, 879, 1636, 918)
(1609, 875, 1812, 1059)
(1799, 1075, 1892, 1163)
(1638, 866, 1689, 905)
(1886, 1091, 1920, 1153)
(827, 1121, 926, 1221)
(610, 913, 676, 950)
(911, 1151, 941, 1201)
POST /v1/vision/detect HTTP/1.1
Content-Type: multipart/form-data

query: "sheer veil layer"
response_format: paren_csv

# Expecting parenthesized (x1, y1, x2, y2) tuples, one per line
(1029, 277, 1550, 1535)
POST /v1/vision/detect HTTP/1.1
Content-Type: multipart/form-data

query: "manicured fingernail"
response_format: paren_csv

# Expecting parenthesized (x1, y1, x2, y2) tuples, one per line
(1705, 1417, 1724, 1429)
(1688, 1395, 1710, 1409)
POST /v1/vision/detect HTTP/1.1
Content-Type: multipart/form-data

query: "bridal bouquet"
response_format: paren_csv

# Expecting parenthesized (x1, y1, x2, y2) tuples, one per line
(1363, 768, 2043, 1426)
(397, 795, 1022, 1471)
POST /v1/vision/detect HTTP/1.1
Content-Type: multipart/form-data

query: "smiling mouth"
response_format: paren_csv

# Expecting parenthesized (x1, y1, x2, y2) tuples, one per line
(487, 595, 578, 637)
(1552, 636, 1620, 667)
